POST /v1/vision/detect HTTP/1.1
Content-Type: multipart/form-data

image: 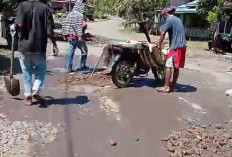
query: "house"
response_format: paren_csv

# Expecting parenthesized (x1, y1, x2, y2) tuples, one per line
(153, 0, 203, 37)
(175, 0, 210, 39)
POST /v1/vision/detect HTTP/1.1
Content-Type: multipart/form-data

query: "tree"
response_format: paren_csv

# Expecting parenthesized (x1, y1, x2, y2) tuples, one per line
(197, 0, 219, 17)
(0, 0, 51, 12)
(0, 0, 18, 12)
(125, 0, 169, 42)
(88, 0, 169, 41)
(88, 0, 130, 18)
(197, 0, 232, 51)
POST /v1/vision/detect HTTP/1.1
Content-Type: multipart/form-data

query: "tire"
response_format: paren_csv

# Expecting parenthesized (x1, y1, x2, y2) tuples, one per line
(112, 60, 133, 88)
(152, 66, 165, 81)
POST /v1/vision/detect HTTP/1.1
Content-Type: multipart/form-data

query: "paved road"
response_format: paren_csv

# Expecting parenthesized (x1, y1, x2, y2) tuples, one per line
(0, 17, 232, 157)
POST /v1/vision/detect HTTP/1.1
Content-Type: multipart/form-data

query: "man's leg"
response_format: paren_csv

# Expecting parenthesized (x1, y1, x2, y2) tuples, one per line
(156, 50, 174, 93)
(32, 55, 46, 94)
(31, 54, 47, 103)
(164, 67, 172, 90)
(19, 54, 33, 105)
(170, 47, 186, 90)
(156, 67, 172, 93)
(77, 41, 89, 70)
(171, 68, 179, 89)
(67, 40, 77, 72)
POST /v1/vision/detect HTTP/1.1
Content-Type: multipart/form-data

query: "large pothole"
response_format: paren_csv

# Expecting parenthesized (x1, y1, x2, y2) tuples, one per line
(58, 73, 113, 87)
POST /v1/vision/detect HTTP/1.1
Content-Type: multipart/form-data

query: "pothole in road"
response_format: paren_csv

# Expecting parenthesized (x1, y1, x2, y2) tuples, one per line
(162, 120, 232, 157)
(58, 73, 113, 87)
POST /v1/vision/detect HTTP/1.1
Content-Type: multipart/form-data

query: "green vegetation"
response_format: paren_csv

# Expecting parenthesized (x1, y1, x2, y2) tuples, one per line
(0, 0, 18, 12)
(197, 0, 231, 50)
(88, 0, 129, 18)
(88, 0, 169, 41)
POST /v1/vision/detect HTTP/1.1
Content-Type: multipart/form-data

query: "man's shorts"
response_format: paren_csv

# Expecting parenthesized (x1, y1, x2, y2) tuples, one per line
(165, 47, 186, 68)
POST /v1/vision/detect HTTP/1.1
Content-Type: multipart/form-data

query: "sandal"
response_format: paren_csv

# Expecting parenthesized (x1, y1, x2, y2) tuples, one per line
(156, 87, 170, 93)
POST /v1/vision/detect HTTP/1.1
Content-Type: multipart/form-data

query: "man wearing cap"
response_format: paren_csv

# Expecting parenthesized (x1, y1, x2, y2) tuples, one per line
(156, 7, 186, 93)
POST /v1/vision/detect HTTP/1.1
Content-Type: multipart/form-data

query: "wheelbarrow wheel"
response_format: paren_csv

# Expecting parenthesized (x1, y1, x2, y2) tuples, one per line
(112, 60, 133, 88)
(152, 66, 165, 81)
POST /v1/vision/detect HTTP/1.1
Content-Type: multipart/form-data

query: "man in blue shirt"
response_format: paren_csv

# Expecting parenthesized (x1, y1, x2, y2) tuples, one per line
(156, 7, 187, 93)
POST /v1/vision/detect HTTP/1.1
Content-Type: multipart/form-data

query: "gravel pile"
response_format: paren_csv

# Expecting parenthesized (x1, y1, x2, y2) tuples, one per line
(162, 121, 232, 157)
(84, 33, 110, 46)
(0, 115, 59, 157)
(58, 73, 112, 87)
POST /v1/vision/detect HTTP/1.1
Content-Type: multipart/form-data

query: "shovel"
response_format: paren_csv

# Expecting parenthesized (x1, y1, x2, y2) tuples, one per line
(4, 27, 20, 96)
(90, 51, 104, 77)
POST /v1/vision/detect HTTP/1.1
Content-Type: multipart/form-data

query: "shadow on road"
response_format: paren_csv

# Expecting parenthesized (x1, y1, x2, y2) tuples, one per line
(39, 95, 89, 108)
(133, 77, 162, 88)
(133, 77, 197, 93)
(174, 84, 197, 93)
(80, 67, 106, 74)
(46, 70, 53, 76)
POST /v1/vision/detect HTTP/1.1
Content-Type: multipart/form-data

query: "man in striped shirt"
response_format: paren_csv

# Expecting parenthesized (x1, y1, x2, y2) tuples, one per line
(62, 0, 89, 73)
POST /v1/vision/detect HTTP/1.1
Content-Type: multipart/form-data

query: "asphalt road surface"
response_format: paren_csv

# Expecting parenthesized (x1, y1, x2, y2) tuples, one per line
(0, 17, 231, 157)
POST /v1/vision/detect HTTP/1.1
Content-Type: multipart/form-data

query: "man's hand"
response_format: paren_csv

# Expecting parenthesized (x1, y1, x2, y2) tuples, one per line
(78, 36, 83, 41)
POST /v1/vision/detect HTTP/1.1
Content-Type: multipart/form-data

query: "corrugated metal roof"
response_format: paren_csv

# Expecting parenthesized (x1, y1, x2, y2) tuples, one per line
(176, 0, 198, 14)
(170, 0, 193, 6)
(51, 0, 76, 2)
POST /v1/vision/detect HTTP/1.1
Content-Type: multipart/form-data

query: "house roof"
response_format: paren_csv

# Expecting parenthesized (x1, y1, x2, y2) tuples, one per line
(175, 0, 198, 14)
(170, 0, 193, 6)
(51, 0, 76, 3)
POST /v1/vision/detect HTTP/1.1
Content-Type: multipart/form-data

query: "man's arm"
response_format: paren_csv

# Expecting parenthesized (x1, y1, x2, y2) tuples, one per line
(15, 3, 23, 29)
(47, 7, 57, 46)
(158, 19, 170, 50)
(158, 32, 166, 49)
(47, 7, 59, 55)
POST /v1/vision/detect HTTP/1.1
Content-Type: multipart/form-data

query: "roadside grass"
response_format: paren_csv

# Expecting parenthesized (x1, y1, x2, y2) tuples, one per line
(186, 41, 213, 58)
(187, 41, 208, 52)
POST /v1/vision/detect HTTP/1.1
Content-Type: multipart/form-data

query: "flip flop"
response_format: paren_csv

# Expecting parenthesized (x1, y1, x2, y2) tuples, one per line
(156, 87, 170, 93)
